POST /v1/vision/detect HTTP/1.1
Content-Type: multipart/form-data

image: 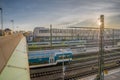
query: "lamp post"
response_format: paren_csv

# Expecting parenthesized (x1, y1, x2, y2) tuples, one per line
(11, 20, 14, 31)
(0, 8, 3, 30)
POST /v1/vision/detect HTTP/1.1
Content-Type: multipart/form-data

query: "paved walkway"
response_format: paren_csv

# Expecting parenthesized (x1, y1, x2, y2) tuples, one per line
(105, 70, 120, 80)
(78, 67, 120, 80)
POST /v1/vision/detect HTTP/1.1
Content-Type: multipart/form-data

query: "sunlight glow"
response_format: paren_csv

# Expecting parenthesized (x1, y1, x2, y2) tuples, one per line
(98, 21, 101, 26)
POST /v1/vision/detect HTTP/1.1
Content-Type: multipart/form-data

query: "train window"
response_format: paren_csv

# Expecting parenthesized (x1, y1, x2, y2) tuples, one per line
(64, 55, 69, 59)
(31, 56, 37, 59)
(50, 59, 54, 63)
(43, 61, 49, 64)
(58, 56, 63, 59)
(38, 56, 42, 58)
(39, 30, 49, 33)
(66, 55, 69, 58)
(64, 55, 67, 58)
(30, 56, 34, 59)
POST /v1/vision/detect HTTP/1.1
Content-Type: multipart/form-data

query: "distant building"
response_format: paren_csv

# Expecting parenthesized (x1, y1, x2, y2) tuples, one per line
(0, 28, 13, 36)
(19, 30, 26, 34)
(33, 27, 99, 42)
(0, 29, 4, 36)
(4, 28, 13, 36)
(33, 27, 120, 42)
(33, 27, 73, 41)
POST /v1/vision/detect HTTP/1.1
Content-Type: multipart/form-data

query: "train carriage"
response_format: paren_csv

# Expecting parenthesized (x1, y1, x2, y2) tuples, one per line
(28, 40, 86, 47)
(29, 49, 73, 68)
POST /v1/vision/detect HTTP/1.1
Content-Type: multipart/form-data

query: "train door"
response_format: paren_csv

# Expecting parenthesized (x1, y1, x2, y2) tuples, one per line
(49, 54, 54, 63)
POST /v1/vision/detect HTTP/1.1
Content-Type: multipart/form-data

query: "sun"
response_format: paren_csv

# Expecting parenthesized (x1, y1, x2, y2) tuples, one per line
(98, 21, 101, 26)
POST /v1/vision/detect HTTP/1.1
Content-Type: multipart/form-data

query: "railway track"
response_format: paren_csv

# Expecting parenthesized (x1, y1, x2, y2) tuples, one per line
(72, 51, 120, 64)
(30, 56, 120, 80)
(30, 52, 120, 73)
(30, 61, 120, 80)
(30, 50, 120, 66)
(64, 65, 120, 80)
(29, 45, 120, 80)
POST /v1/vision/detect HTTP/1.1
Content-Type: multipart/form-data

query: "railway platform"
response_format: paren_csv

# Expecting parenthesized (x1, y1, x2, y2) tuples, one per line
(78, 67, 120, 80)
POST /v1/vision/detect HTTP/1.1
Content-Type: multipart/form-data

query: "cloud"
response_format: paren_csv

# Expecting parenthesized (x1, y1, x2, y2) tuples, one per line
(73, 19, 98, 27)
(106, 14, 120, 27)
(1, 0, 120, 30)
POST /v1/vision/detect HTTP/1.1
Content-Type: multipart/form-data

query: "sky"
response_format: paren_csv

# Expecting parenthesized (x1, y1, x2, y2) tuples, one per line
(0, 0, 120, 31)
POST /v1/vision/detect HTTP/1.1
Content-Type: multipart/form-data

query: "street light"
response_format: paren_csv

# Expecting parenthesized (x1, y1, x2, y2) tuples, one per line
(11, 20, 14, 31)
(0, 8, 3, 30)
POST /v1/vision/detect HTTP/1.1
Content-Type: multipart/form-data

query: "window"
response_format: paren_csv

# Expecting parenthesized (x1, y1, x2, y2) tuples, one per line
(39, 30, 49, 33)
(58, 55, 63, 59)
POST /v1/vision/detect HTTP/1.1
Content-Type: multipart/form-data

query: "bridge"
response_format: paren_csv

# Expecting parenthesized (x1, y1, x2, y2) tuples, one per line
(0, 34, 30, 80)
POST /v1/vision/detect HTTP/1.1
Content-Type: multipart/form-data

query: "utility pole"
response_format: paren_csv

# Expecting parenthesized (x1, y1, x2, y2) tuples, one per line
(50, 24, 52, 48)
(60, 49, 65, 80)
(112, 29, 115, 47)
(62, 50, 65, 80)
(95, 15, 104, 80)
(71, 29, 73, 40)
(99, 14, 104, 80)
